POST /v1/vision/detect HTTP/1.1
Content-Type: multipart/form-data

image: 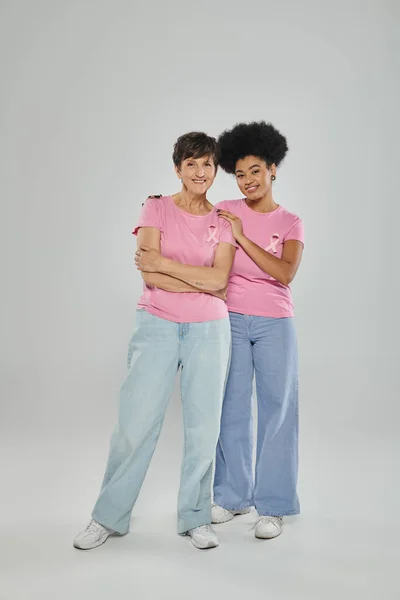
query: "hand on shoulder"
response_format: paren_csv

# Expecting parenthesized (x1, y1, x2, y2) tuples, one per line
(142, 194, 163, 206)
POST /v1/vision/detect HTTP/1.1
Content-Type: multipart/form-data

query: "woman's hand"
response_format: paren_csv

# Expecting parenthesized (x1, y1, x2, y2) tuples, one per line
(216, 209, 244, 242)
(135, 245, 163, 272)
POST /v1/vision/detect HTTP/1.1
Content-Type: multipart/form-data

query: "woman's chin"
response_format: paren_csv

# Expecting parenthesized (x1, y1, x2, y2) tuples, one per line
(245, 192, 263, 202)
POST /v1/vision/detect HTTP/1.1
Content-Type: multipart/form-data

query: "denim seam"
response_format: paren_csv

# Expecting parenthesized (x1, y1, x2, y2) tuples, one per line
(179, 357, 188, 530)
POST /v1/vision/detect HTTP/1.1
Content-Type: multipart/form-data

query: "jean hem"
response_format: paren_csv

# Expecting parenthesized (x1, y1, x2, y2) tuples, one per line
(91, 510, 130, 536)
(215, 501, 253, 512)
(255, 507, 300, 517)
(178, 514, 212, 535)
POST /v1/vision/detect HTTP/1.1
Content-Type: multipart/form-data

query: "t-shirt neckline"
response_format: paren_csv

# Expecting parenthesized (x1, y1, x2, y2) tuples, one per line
(168, 195, 216, 218)
(241, 198, 282, 216)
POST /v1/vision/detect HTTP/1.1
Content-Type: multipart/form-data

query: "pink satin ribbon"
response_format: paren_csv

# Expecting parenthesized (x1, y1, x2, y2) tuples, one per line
(264, 233, 280, 253)
(207, 226, 218, 244)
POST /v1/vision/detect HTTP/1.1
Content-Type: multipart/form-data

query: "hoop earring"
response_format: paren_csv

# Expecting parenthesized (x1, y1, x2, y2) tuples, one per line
(271, 175, 276, 181)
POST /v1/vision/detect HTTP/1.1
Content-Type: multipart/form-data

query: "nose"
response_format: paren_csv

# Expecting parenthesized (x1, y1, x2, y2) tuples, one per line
(195, 166, 205, 177)
(244, 173, 254, 185)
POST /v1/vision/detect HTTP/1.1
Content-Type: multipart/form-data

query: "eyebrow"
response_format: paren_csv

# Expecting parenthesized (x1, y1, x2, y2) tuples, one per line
(235, 164, 260, 173)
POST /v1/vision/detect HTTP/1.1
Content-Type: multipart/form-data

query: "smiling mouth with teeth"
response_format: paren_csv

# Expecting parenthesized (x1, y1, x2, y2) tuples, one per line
(192, 179, 206, 183)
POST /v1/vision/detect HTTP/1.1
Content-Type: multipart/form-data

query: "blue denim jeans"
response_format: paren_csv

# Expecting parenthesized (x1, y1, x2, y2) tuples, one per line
(92, 309, 231, 534)
(214, 312, 300, 516)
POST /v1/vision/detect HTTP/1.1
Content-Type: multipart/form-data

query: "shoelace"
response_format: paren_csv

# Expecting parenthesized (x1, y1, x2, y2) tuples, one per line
(192, 524, 214, 535)
(85, 519, 103, 533)
(212, 504, 230, 513)
(251, 516, 283, 530)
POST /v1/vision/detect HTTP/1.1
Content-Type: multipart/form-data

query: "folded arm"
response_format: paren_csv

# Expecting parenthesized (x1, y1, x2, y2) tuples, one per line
(158, 241, 235, 292)
(136, 227, 232, 296)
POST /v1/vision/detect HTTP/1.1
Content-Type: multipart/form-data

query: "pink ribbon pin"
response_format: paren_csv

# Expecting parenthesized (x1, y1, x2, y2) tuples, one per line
(264, 233, 280, 253)
(206, 226, 218, 244)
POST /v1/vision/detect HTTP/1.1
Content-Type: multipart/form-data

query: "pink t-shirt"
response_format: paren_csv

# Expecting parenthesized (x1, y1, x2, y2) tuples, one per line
(133, 195, 237, 323)
(216, 199, 304, 318)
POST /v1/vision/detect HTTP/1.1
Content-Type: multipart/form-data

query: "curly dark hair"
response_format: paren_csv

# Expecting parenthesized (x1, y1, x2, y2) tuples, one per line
(173, 132, 220, 168)
(218, 121, 288, 174)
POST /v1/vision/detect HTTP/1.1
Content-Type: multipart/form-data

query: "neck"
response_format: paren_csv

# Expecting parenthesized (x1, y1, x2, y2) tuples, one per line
(245, 191, 278, 213)
(173, 188, 211, 213)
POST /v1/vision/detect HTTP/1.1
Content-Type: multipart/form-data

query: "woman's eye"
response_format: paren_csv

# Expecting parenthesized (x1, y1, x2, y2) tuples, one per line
(252, 170, 260, 175)
(237, 174, 243, 179)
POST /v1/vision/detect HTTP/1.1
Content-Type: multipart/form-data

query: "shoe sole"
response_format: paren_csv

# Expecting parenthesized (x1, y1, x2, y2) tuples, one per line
(73, 532, 114, 550)
(190, 539, 219, 550)
(254, 530, 283, 540)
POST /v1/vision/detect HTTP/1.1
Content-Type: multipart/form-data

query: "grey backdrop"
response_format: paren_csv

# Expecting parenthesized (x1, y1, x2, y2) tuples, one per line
(1, 1, 398, 599)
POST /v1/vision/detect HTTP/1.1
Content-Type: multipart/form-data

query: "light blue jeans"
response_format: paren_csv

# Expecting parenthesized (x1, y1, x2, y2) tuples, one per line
(92, 309, 231, 534)
(214, 312, 300, 516)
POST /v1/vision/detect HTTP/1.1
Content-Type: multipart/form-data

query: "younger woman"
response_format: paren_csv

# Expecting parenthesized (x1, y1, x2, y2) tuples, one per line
(212, 121, 304, 539)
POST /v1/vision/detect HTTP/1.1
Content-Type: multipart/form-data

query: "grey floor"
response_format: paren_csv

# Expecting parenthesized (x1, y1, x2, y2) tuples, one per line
(3, 507, 396, 600)
(2, 369, 399, 600)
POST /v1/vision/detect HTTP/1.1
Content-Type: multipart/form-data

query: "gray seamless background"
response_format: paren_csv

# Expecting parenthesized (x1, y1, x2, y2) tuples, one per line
(1, 1, 398, 599)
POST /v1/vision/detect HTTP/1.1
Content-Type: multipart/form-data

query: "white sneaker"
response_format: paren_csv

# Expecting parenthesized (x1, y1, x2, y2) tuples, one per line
(254, 516, 283, 539)
(211, 504, 251, 524)
(73, 519, 115, 550)
(187, 524, 219, 549)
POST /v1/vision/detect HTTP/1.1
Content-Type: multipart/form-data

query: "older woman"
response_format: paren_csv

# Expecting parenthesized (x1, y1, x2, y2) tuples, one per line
(212, 122, 304, 539)
(73, 132, 236, 550)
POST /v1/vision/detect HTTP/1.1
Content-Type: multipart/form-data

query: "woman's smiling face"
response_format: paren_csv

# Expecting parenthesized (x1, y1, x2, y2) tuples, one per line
(235, 155, 276, 200)
(176, 155, 217, 194)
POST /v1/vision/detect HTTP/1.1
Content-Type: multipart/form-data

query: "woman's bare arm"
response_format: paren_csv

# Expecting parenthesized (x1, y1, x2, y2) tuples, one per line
(136, 227, 228, 297)
(237, 237, 303, 286)
(157, 242, 235, 292)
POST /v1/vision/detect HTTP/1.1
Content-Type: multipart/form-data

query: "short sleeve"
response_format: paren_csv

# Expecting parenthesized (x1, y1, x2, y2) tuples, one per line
(219, 218, 239, 248)
(284, 218, 304, 245)
(132, 197, 162, 236)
